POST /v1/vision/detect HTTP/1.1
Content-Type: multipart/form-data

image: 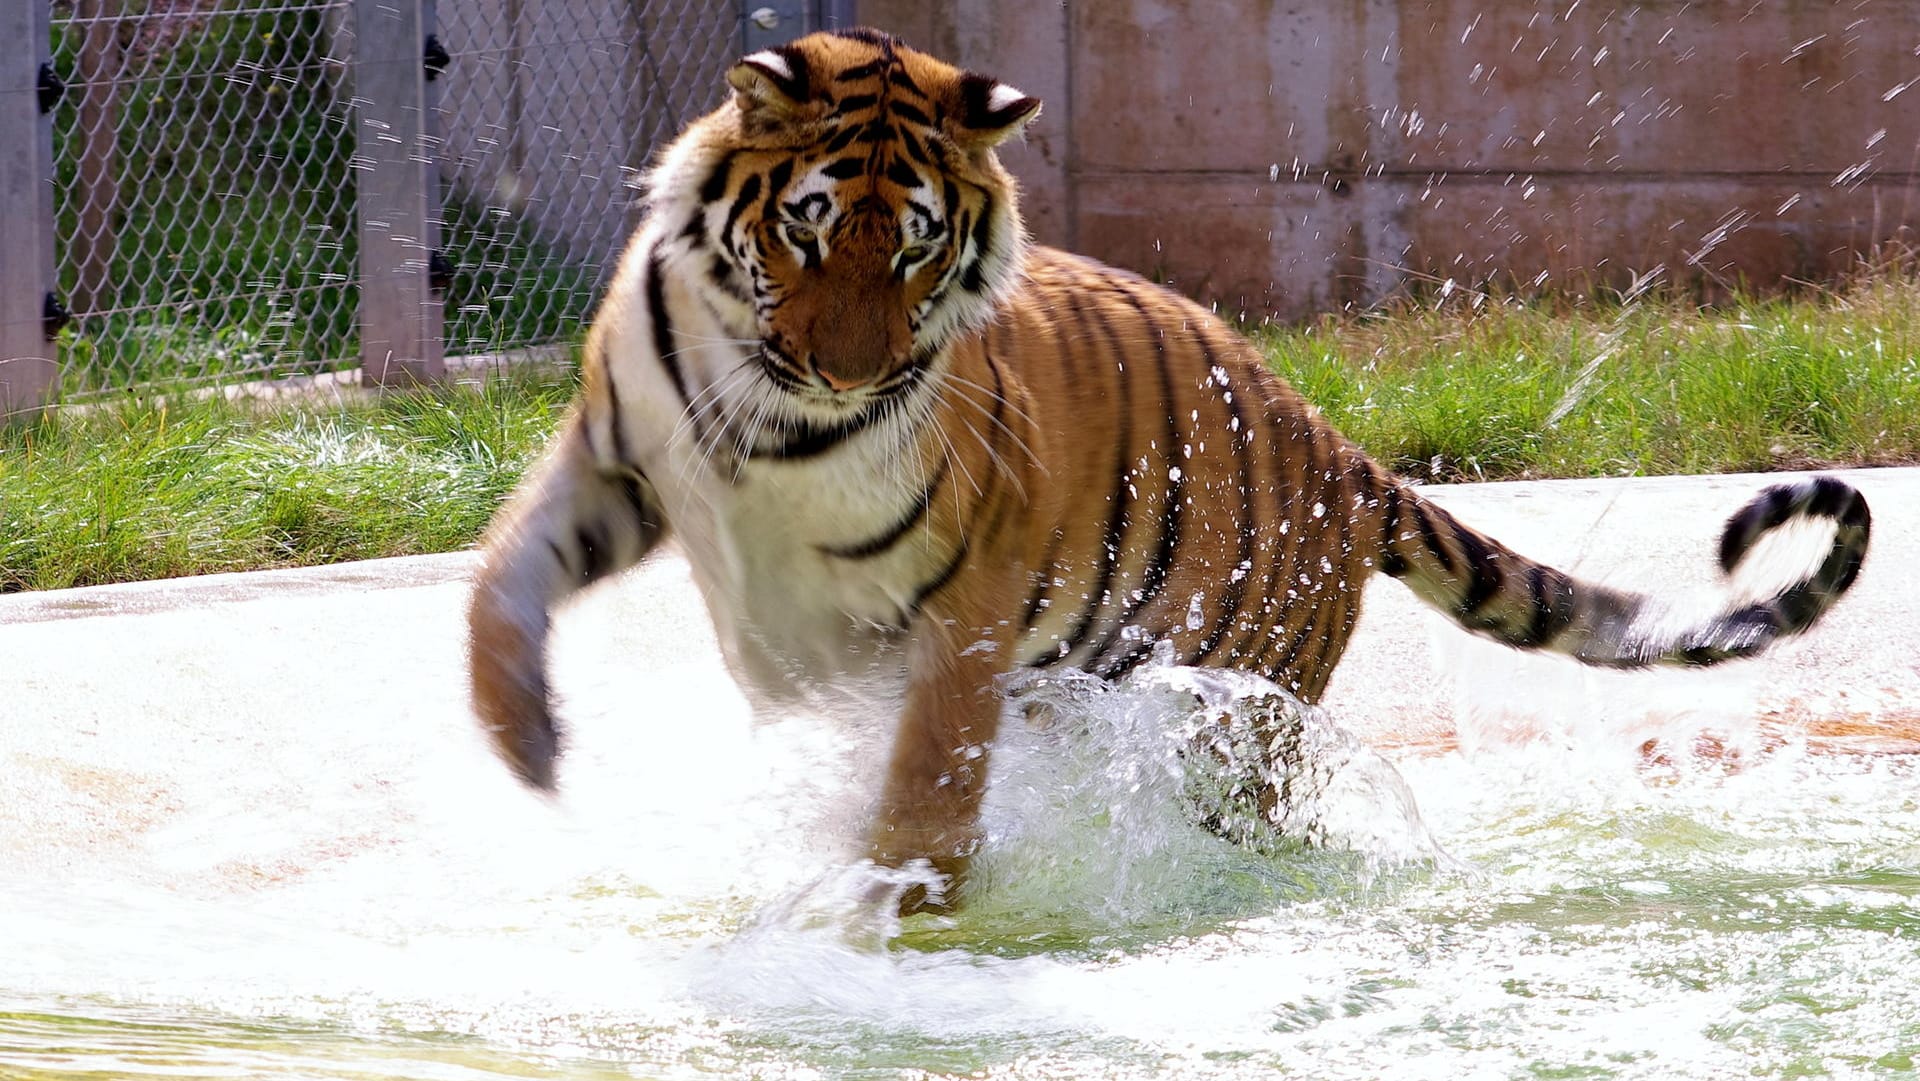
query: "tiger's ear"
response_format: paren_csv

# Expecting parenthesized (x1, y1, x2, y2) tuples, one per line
(727, 46, 814, 127)
(946, 72, 1042, 149)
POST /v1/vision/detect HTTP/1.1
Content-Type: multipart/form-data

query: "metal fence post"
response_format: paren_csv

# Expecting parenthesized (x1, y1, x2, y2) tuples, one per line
(744, 1, 840, 52)
(0, 1, 60, 420)
(355, 0, 444, 387)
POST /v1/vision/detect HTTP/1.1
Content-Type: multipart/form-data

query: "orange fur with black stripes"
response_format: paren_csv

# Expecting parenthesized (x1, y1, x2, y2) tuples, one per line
(468, 29, 1870, 908)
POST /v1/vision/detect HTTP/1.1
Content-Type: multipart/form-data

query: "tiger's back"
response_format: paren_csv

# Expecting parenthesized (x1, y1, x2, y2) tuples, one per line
(943, 248, 1382, 701)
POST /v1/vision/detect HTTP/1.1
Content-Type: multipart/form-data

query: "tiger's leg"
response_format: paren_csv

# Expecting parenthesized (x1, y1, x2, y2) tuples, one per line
(468, 410, 667, 790)
(869, 568, 1019, 913)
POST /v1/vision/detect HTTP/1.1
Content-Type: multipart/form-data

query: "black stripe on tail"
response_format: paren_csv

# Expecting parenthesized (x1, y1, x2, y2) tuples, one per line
(1716, 475, 1871, 637)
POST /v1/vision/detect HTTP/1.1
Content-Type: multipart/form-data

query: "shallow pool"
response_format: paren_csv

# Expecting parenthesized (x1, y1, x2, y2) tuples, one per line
(4, 657, 1917, 1080)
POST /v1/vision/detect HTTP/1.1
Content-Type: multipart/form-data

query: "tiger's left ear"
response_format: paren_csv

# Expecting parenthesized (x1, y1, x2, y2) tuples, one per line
(728, 46, 814, 129)
(947, 72, 1042, 149)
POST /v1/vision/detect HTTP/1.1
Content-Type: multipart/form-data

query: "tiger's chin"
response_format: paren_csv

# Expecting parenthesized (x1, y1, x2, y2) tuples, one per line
(760, 377, 895, 418)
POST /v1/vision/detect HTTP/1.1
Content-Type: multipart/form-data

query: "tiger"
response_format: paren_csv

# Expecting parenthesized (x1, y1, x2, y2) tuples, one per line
(466, 28, 1871, 911)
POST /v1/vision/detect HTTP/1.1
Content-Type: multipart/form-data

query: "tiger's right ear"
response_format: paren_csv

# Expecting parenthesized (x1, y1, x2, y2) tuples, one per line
(946, 72, 1042, 150)
(728, 46, 814, 128)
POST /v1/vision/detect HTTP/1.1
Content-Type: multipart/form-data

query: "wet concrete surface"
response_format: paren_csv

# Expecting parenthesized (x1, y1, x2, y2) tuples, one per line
(2, 466, 1915, 835)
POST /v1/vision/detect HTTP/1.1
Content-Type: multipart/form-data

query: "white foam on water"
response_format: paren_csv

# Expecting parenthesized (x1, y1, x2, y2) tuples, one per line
(4, 604, 1919, 1079)
(670, 655, 1453, 1052)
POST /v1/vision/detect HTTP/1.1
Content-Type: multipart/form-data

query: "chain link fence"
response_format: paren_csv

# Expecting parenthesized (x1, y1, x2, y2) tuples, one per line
(434, 0, 743, 364)
(49, 0, 358, 396)
(8, 0, 805, 405)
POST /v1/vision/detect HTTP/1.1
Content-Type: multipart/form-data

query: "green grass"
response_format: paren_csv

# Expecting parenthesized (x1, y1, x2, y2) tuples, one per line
(0, 367, 575, 592)
(5, 275, 1920, 592)
(1256, 273, 1920, 481)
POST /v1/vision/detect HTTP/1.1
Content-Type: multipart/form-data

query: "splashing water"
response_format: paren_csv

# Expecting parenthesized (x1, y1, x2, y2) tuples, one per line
(3, 627, 1918, 1079)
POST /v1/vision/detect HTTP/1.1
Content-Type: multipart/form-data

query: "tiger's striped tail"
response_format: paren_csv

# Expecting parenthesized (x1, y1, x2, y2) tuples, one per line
(1374, 472, 1869, 669)
(468, 412, 667, 790)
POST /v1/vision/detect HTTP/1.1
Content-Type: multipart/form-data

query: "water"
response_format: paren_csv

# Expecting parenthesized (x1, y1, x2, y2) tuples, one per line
(4, 642, 1918, 1080)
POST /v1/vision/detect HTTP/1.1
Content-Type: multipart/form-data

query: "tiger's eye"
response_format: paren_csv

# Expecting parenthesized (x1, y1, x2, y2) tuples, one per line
(786, 223, 817, 245)
(901, 242, 934, 262)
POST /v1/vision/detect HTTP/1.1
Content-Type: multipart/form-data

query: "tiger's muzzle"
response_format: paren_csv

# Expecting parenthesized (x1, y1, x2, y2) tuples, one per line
(766, 255, 916, 393)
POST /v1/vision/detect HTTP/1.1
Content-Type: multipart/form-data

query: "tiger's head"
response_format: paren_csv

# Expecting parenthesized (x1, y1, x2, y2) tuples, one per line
(655, 29, 1040, 401)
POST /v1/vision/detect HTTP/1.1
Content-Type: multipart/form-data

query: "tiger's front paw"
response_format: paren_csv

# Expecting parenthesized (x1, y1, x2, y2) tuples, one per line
(870, 829, 976, 914)
(901, 854, 969, 916)
(468, 615, 561, 791)
(472, 671, 560, 791)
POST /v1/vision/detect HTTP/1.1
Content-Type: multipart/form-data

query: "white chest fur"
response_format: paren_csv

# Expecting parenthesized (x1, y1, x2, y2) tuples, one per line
(647, 448, 935, 705)
(596, 242, 938, 697)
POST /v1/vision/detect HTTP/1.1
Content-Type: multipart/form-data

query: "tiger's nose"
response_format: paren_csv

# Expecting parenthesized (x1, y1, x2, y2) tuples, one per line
(812, 360, 874, 393)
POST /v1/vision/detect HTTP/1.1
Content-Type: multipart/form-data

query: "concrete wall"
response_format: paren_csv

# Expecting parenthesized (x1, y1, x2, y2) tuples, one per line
(861, 0, 1920, 317)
